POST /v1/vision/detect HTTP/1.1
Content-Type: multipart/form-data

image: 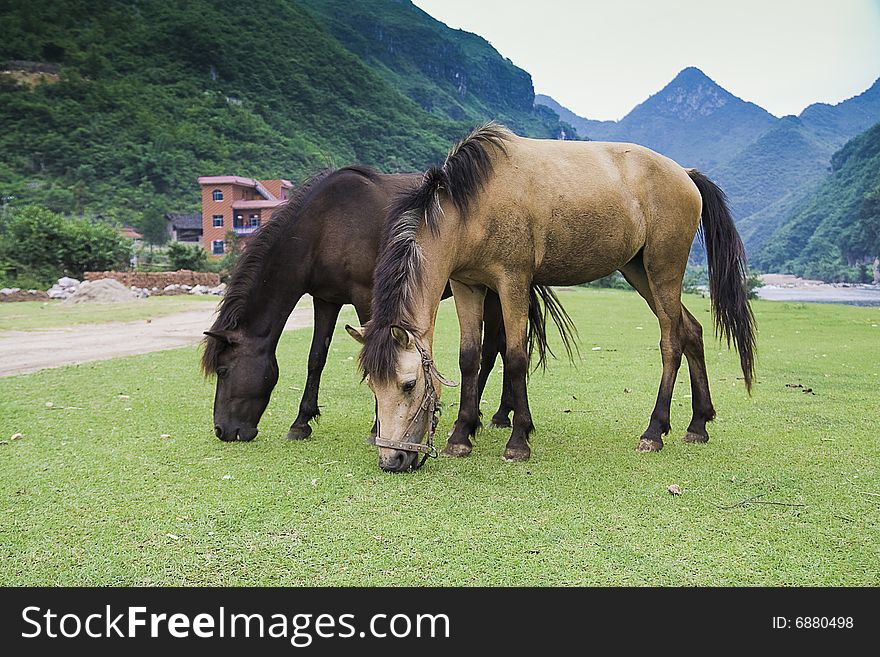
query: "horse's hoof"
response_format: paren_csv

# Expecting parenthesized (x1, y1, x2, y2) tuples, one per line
(502, 446, 531, 462)
(637, 437, 663, 452)
(491, 417, 512, 429)
(441, 442, 472, 457)
(286, 424, 312, 441)
(683, 431, 709, 444)
(366, 434, 377, 445)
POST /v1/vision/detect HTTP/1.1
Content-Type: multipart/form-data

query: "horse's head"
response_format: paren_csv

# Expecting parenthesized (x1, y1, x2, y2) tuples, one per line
(347, 324, 456, 472)
(203, 330, 279, 442)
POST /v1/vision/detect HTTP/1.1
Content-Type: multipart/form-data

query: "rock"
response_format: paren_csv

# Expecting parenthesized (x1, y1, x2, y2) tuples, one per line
(57, 276, 80, 287)
(667, 484, 682, 495)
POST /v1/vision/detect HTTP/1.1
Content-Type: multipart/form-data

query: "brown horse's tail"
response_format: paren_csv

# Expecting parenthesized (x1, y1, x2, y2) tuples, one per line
(688, 169, 756, 393)
(527, 284, 579, 370)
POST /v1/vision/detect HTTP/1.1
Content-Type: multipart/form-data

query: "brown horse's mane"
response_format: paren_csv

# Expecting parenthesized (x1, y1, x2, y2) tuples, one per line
(201, 166, 379, 375)
(359, 122, 511, 383)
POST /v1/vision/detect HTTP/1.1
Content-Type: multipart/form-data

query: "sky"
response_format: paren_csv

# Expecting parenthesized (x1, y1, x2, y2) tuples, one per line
(411, 0, 880, 121)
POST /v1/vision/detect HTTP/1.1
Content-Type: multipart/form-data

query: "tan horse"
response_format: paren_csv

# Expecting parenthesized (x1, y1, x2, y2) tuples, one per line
(348, 123, 755, 472)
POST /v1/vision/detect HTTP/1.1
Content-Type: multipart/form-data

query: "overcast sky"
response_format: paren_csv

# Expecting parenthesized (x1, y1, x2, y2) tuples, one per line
(411, 0, 880, 120)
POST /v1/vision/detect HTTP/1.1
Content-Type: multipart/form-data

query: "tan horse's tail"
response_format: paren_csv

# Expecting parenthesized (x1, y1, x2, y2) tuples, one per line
(688, 169, 756, 393)
(528, 284, 579, 371)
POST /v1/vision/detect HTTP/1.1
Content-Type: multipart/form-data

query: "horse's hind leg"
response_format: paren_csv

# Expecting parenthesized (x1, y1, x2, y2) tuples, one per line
(478, 291, 513, 428)
(286, 298, 342, 440)
(444, 281, 487, 457)
(620, 254, 685, 452)
(497, 277, 535, 461)
(680, 306, 716, 443)
(621, 259, 715, 447)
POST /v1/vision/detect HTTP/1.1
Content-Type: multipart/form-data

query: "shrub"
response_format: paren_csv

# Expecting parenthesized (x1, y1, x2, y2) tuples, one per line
(0, 205, 131, 287)
(745, 272, 764, 300)
(166, 241, 209, 271)
(581, 271, 630, 290)
(217, 230, 241, 281)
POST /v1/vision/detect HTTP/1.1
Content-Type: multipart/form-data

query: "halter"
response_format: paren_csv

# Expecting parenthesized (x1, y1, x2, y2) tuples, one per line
(373, 340, 445, 470)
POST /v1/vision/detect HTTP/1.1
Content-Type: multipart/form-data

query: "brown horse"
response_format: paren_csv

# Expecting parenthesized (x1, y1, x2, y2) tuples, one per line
(349, 123, 755, 472)
(201, 165, 573, 448)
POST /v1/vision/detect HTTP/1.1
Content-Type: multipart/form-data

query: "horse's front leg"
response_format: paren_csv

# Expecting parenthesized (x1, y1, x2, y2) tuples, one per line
(479, 291, 513, 428)
(286, 298, 342, 440)
(443, 281, 487, 457)
(497, 279, 534, 461)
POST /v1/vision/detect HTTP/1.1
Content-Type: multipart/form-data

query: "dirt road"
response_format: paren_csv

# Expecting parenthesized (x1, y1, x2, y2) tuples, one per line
(757, 273, 880, 306)
(0, 303, 313, 377)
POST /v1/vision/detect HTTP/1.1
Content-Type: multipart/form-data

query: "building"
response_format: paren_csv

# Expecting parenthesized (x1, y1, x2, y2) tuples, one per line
(165, 212, 203, 243)
(119, 226, 144, 243)
(198, 176, 293, 256)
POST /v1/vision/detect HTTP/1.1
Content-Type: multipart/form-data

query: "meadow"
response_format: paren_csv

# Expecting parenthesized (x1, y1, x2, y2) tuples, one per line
(1, 288, 878, 585)
(0, 295, 219, 332)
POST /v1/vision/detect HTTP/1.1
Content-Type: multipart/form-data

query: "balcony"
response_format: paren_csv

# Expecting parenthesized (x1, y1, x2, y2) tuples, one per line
(233, 225, 260, 235)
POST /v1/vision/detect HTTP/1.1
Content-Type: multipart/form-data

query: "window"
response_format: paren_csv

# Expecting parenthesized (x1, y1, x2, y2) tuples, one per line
(212, 240, 225, 255)
(248, 213, 260, 227)
(212, 214, 223, 227)
(212, 189, 224, 201)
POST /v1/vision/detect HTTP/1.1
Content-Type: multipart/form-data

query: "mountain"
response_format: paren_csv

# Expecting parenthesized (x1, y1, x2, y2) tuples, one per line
(534, 94, 615, 141)
(799, 78, 880, 148)
(538, 68, 777, 169)
(752, 121, 880, 281)
(712, 115, 833, 250)
(301, 0, 572, 138)
(0, 0, 570, 230)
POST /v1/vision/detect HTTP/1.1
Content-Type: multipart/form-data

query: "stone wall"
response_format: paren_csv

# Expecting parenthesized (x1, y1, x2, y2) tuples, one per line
(84, 270, 220, 288)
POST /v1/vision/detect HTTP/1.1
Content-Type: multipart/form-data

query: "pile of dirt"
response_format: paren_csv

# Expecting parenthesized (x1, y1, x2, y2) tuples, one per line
(63, 278, 140, 305)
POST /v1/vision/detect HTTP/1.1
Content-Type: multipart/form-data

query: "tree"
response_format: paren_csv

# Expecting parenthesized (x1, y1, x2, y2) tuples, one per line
(857, 186, 880, 260)
(138, 201, 171, 247)
(166, 241, 208, 271)
(218, 229, 241, 280)
(0, 205, 131, 287)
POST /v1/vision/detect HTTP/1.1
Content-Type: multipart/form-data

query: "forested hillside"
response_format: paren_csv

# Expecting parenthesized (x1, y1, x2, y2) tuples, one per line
(300, 0, 569, 137)
(0, 0, 569, 239)
(752, 122, 880, 281)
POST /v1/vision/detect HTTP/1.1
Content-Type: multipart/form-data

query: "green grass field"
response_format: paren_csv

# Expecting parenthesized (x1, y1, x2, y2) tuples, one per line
(0, 295, 220, 332)
(1, 288, 878, 585)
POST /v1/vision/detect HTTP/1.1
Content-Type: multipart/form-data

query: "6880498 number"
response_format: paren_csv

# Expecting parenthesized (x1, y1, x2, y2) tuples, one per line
(795, 617, 853, 629)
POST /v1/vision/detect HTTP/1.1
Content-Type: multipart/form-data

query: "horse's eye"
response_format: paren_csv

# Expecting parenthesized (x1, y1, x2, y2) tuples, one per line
(217, 367, 229, 378)
(402, 380, 417, 394)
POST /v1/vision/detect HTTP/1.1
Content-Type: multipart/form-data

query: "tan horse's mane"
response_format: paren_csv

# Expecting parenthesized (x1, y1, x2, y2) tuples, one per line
(359, 123, 511, 382)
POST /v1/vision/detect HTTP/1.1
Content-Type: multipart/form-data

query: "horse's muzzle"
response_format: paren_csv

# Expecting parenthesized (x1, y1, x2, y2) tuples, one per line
(378, 449, 417, 472)
(214, 424, 259, 442)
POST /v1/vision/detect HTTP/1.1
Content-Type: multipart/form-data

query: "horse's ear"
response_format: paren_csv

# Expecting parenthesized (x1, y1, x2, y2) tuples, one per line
(345, 325, 366, 344)
(390, 325, 413, 349)
(204, 330, 236, 344)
